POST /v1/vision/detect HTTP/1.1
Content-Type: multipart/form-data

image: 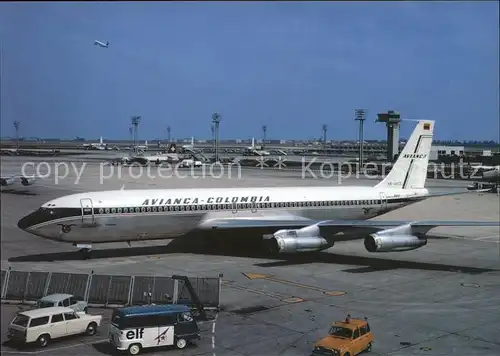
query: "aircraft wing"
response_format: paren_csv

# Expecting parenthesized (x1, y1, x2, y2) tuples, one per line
(200, 188, 499, 236)
(201, 217, 499, 233)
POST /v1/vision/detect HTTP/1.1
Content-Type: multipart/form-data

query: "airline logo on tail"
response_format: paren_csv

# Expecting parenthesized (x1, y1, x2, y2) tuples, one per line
(423, 123, 431, 130)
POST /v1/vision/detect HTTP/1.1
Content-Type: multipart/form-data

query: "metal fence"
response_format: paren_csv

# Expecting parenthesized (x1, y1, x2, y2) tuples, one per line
(0, 268, 220, 310)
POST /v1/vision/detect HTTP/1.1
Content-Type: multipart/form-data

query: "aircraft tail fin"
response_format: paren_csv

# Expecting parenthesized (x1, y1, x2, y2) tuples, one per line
(375, 120, 434, 190)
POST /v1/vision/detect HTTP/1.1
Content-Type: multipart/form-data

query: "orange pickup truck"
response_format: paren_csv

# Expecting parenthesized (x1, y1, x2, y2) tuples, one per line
(312, 315, 373, 356)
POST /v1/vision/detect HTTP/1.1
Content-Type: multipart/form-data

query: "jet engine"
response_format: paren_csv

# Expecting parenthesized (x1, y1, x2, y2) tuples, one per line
(20, 177, 36, 186)
(264, 224, 334, 254)
(1, 177, 15, 186)
(364, 233, 427, 252)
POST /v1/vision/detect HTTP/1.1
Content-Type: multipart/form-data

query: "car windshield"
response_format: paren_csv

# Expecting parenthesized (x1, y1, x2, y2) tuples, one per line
(329, 326, 352, 339)
(12, 314, 30, 327)
(38, 301, 54, 308)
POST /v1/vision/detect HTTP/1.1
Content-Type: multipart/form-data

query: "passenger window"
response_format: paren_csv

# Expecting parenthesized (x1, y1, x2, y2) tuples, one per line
(57, 301, 63, 307)
(69, 297, 77, 305)
(64, 313, 77, 320)
(62, 298, 70, 307)
(366, 323, 370, 332)
(30, 316, 49, 327)
(360, 326, 367, 336)
(51, 314, 64, 323)
(353, 328, 360, 339)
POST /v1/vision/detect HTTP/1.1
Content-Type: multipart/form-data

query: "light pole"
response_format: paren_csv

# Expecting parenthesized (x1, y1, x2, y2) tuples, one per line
(212, 113, 221, 162)
(13, 120, 20, 151)
(167, 126, 171, 144)
(211, 124, 215, 154)
(131, 116, 141, 152)
(262, 125, 267, 149)
(322, 124, 327, 149)
(354, 109, 366, 168)
(129, 127, 133, 147)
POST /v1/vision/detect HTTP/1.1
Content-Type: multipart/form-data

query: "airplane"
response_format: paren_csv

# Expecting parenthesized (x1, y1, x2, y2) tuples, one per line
(94, 40, 109, 48)
(1, 174, 37, 187)
(467, 165, 500, 193)
(81, 137, 108, 150)
(17, 120, 499, 258)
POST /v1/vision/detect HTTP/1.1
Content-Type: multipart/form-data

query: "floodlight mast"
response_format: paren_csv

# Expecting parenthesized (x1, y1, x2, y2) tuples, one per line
(212, 113, 221, 162)
(262, 125, 267, 150)
(131, 116, 141, 152)
(354, 109, 366, 168)
(13, 120, 20, 151)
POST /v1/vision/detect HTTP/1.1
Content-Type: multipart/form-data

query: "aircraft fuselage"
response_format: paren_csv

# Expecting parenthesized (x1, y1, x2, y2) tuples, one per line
(18, 186, 426, 244)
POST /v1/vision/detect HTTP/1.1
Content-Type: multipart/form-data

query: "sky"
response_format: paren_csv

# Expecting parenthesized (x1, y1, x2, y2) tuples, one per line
(0, 1, 498, 141)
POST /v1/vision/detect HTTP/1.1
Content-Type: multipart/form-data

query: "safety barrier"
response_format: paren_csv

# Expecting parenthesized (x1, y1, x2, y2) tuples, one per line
(0, 268, 221, 309)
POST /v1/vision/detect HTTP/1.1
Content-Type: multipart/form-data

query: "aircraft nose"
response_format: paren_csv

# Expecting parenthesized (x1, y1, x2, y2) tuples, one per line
(18, 214, 33, 230)
(17, 209, 45, 231)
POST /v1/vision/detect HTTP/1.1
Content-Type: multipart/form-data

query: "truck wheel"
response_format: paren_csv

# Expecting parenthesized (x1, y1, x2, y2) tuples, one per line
(344, 353, 350, 356)
(37, 334, 50, 347)
(128, 343, 141, 355)
(85, 322, 97, 336)
(176, 338, 187, 349)
(366, 342, 372, 351)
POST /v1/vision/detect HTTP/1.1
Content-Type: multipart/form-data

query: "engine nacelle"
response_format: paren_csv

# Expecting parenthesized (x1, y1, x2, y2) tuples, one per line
(20, 177, 36, 186)
(364, 234, 427, 252)
(264, 224, 334, 254)
(1, 177, 15, 186)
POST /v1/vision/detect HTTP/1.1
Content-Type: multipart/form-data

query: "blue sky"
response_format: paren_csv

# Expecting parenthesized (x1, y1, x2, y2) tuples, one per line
(1, 1, 498, 141)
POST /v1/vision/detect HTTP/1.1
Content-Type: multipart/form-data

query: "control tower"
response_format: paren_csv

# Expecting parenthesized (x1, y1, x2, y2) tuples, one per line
(376, 110, 401, 161)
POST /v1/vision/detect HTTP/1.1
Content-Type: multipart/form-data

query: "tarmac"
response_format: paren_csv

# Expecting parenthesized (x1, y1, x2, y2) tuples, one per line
(1, 156, 500, 356)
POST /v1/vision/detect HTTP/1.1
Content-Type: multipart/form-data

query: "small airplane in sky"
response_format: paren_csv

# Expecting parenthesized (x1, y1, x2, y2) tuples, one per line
(93, 40, 109, 48)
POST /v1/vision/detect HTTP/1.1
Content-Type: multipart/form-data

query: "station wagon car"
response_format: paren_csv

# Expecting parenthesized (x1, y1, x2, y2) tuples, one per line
(7, 306, 102, 347)
(37, 293, 88, 312)
(312, 316, 373, 356)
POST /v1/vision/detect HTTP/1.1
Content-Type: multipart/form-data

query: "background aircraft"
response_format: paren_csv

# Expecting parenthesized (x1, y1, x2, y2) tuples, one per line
(93, 40, 109, 48)
(467, 165, 500, 193)
(1, 174, 37, 187)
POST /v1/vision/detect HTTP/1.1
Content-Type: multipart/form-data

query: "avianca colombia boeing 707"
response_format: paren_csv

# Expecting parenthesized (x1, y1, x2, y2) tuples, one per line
(18, 120, 499, 256)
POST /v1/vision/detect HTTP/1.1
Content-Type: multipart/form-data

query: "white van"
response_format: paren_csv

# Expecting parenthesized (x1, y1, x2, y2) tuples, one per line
(7, 306, 102, 347)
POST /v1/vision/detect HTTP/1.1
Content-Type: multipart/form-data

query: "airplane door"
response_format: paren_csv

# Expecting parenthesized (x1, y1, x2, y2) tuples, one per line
(379, 192, 388, 212)
(80, 198, 95, 225)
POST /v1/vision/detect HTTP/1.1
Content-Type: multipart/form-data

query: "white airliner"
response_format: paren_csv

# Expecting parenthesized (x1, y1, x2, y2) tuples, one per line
(94, 40, 109, 48)
(18, 120, 499, 257)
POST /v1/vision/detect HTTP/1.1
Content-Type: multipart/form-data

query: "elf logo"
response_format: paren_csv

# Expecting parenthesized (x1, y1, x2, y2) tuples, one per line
(403, 154, 427, 159)
(126, 328, 145, 339)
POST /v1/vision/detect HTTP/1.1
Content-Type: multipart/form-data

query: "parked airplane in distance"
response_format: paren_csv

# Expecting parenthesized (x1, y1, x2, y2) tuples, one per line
(1, 174, 37, 187)
(467, 165, 500, 193)
(18, 120, 499, 258)
(94, 40, 109, 48)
